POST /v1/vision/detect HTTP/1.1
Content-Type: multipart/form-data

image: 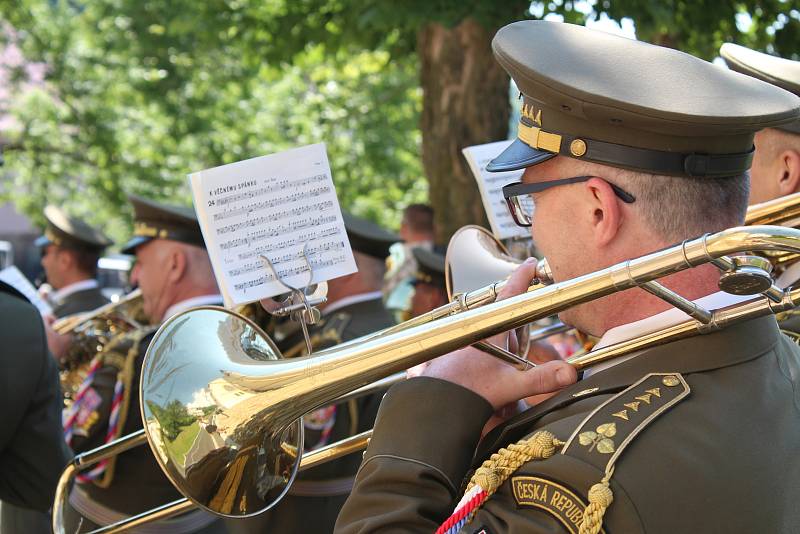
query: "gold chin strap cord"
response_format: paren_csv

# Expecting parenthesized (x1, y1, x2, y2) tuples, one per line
(463, 430, 614, 534)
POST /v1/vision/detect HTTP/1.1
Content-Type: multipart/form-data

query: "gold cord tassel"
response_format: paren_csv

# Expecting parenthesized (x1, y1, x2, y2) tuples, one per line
(466, 431, 565, 498)
(578, 470, 614, 534)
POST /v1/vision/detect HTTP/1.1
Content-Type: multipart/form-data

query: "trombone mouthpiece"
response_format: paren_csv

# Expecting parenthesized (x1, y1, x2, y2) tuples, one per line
(536, 258, 553, 284)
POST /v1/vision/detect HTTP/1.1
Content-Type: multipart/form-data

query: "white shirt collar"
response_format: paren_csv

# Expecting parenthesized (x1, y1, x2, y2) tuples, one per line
(323, 291, 383, 316)
(162, 294, 224, 322)
(51, 279, 99, 304)
(585, 291, 756, 377)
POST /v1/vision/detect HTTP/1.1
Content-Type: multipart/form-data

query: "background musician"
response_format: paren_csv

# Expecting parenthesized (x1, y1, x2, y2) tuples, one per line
(62, 195, 224, 534)
(336, 21, 800, 533)
(230, 212, 398, 534)
(37, 205, 112, 318)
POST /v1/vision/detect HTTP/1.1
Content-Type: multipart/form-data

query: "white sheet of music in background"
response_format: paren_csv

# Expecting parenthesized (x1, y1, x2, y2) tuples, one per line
(189, 143, 356, 308)
(462, 140, 528, 241)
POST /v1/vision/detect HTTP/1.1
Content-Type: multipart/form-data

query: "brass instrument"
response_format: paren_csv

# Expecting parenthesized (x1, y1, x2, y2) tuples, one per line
(50, 224, 800, 534)
(745, 191, 800, 271)
(54, 289, 146, 406)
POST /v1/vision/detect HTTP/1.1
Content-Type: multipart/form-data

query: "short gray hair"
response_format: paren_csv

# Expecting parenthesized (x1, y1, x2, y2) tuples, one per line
(611, 168, 750, 243)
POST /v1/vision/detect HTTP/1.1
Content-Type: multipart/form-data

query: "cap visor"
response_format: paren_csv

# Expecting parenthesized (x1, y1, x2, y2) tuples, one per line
(486, 138, 557, 172)
(120, 236, 151, 255)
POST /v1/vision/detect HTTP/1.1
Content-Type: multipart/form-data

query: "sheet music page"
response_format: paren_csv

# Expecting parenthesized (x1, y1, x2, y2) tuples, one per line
(462, 140, 528, 240)
(189, 143, 357, 307)
(0, 265, 53, 315)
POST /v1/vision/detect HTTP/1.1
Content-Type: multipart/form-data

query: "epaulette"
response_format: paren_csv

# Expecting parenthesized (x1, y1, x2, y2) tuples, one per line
(561, 373, 690, 473)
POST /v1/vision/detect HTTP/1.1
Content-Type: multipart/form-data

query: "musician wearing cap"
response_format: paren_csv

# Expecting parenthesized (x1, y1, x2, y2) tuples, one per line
(37, 205, 112, 318)
(409, 246, 447, 318)
(336, 21, 800, 533)
(720, 44, 800, 331)
(62, 195, 224, 533)
(230, 212, 397, 534)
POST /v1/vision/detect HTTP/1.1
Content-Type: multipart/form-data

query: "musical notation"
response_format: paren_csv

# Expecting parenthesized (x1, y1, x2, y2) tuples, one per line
(190, 143, 358, 306)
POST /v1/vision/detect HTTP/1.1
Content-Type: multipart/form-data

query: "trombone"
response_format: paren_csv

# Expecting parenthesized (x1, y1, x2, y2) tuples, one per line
(52, 224, 800, 533)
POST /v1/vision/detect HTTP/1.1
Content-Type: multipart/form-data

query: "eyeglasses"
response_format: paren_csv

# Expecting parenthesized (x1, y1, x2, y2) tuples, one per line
(502, 176, 636, 227)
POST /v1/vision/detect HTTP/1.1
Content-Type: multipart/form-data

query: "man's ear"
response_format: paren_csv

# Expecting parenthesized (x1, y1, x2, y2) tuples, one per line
(584, 177, 624, 247)
(777, 149, 800, 196)
(58, 249, 75, 270)
(166, 247, 188, 283)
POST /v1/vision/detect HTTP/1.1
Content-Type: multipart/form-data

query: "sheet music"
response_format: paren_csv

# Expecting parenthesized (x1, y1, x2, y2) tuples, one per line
(462, 140, 529, 240)
(189, 143, 356, 307)
(0, 265, 53, 315)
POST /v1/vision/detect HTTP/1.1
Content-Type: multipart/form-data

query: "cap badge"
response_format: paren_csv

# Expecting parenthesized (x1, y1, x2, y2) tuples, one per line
(570, 139, 587, 157)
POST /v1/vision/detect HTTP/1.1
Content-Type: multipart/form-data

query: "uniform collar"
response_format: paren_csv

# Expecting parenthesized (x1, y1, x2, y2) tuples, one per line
(475, 314, 781, 463)
(51, 279, 99, 304)
(585, 291, 754, 377)
(161, 294, 223, 322)
(323, 291, 383, 316)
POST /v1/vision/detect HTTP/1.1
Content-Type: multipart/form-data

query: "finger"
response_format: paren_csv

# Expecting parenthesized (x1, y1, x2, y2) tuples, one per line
(496, 257, 539, 301)
(525, 340, 563, 364)
(504, 360, 577, 403)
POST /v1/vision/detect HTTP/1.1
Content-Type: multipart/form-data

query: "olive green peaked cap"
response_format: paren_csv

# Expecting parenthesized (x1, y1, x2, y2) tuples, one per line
(487, 21, 800, 177)
(412, 247, 446, 288)
(720, 43, 800, 135)
(121, 195, 205, 254)
(35, 205, 112, 251)
(343, 212, 398, 260)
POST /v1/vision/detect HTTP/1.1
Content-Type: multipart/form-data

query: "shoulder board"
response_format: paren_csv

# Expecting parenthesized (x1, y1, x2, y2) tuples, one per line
(561, 373, 690, 474)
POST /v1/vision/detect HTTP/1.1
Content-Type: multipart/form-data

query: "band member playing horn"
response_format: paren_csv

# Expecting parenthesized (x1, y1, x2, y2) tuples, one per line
(229, 212, 397, 534)
(62, 195, 225, 534)
(335, 21, 800, 534)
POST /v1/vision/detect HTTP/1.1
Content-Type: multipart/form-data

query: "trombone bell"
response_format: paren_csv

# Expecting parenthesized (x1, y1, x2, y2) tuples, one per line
(140, 307, 302, 518)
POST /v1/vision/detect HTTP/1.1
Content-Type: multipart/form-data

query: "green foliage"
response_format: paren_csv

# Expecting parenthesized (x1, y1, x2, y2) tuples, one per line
(1, 0, 797, 244)
(539, 0, 799, 60)
(0, 0, 424, 243)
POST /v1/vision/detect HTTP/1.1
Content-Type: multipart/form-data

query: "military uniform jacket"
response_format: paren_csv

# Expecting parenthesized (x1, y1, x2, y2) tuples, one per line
(335, 315, 800, 533)
(0, 282, 72, 511)
(253, 296, 396, 533)
(70, 327, 185, 516)
(52, 285, 108, 318)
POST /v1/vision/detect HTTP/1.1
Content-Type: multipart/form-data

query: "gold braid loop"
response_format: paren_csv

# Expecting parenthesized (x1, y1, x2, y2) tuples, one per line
(466, 431, 565, 498)
(578, 469, 615, 534)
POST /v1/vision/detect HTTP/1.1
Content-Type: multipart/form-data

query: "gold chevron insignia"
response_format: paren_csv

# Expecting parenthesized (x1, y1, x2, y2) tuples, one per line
(624, 401, 640, 412)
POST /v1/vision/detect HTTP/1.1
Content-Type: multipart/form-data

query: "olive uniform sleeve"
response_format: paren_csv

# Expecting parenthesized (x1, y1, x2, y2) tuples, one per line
(334, 377, 494, 533)
(0, 295, 72, 511)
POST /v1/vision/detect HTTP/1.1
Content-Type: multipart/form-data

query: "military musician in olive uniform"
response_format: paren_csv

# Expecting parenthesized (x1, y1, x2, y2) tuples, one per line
(37, 205, 112, 318)
(63, 195, 224, 533)
(335, 21, 800, 533)
(720, 44, 800, 333)
(409, 246, 448, 318)
(229, 212, 397, 534)
(0, 282, 73, 534)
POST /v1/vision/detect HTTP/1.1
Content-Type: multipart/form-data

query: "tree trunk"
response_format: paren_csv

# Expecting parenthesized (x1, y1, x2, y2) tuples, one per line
(418, 18, 511, 245)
